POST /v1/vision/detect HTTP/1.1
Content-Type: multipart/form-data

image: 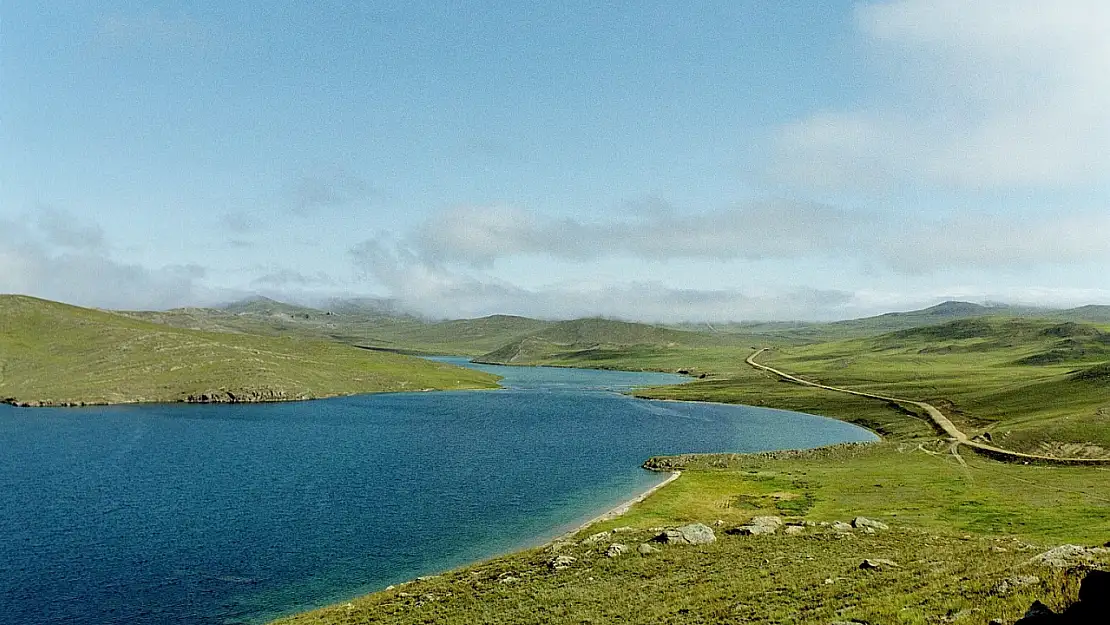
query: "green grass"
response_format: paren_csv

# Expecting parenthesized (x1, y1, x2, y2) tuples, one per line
(0, 295, 500, 405)
(274, 442, 1110, 625)
(268, 312, 1110, 625)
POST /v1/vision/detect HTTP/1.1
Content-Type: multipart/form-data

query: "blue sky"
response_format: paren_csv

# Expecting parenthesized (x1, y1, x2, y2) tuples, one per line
(3, 1, 1108, 320)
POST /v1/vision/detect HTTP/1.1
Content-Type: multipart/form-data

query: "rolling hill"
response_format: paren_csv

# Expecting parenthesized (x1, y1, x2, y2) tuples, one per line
(0, 295, 499, 406)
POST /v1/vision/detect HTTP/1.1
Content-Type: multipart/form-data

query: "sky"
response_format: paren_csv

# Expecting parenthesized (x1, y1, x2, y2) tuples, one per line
(2, 1, 1109, 321)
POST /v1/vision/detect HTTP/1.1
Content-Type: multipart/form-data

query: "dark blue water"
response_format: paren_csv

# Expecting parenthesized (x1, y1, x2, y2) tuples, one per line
(0, 360, 876, 625)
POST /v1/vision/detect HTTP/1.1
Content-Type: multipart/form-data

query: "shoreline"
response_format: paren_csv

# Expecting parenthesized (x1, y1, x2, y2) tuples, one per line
(548, 470, 682, 545)
(266, 467, 685, 624)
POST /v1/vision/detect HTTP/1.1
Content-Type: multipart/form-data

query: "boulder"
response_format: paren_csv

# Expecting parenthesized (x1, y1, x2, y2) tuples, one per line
(727, 515, 784, 536)
(548, 555, 576, 570)
(852, 516, 889, 531)
(831, 521, 854, 533)
(784, 525, 806, 536)
(637, 543, 662, 555)
(606, 543, 629, 558)
(655, 523, 716, 545)
(582, 531, 611, 545)
(728, 524, 777, 536)
(1029, 545, 1110, 568)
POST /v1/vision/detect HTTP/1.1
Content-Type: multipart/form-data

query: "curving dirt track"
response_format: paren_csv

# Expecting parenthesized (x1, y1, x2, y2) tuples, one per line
(746, 348, 1110, 466)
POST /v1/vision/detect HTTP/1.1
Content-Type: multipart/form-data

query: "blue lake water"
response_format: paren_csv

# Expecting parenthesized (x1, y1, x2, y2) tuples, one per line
(0, 360, 877, 625)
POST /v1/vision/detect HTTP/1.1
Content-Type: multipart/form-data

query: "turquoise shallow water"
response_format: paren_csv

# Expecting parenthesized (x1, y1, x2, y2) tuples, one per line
(0, 360, 876, 624)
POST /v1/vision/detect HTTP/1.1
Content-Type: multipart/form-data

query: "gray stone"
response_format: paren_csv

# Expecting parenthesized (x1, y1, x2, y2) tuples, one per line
(729, 515, 784, 536)
(1028, 544, 1110, 568)
(729, 524, 777, 536)
(548, 555, 576, 570)
(582, 531, 611, 544)
(831, 521, 854, 532)
(859, 558, 899, 570)
(852, 516, 889, 531)
(784, 525, 806, 536)
(637, 543, 662, 555)
(655, 523, 716, 545)
(993, 575, 1040, 595)
(606, 543, 629, 558)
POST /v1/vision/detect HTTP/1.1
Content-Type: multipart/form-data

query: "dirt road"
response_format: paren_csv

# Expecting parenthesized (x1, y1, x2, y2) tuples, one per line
(746, 348, 1110, 466)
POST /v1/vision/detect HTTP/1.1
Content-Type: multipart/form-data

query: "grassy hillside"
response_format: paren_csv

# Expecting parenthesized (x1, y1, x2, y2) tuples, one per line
(124, 301, 552, 356)
(475, 318, 768, 371)
(636, 316, 1110, 456)
(0, 295, 499, 406)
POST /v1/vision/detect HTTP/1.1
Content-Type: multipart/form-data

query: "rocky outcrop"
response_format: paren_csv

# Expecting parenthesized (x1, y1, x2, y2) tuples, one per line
(4, 398, 101, 407)
(1028, 545, 1110, 568)
(183, 388, 306, 403)
(727, 515, 784, 536)
(852, 516, 889, 531)
(605, 543, 629, 558)
(548, 555, 576, 570)
(654, 523, 716, 545)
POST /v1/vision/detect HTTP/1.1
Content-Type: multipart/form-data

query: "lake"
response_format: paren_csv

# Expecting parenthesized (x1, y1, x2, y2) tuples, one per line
(0, 360, 877, 625)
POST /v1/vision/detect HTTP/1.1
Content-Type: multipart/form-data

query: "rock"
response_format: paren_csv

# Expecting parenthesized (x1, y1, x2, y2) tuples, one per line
(728, 515, 784, 536)
(860, 558, 899, 570)
(1029, 544, 1110, 568)
(831, 521, 854, 532)
(784, 525, 806, 536)
(993, 575, 1041, 595)
(637, 543, 662, 555)
(654, 523, 716, 545)
(582, 531, 611, 544)
(606, 543, 629, 558)
(728, 524, 777, 536)
(852, 516, 889, 531)
(611, 526, 634, 534)
(498, 576, 520, 584)
(548, 555, 576, 570)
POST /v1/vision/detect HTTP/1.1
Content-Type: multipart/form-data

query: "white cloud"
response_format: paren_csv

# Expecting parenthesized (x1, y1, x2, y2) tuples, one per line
(0, 211, 227, 310)
(773, 0, 1110, 190)
(412, 200, 870, 266)
(349, 237, 857, 321)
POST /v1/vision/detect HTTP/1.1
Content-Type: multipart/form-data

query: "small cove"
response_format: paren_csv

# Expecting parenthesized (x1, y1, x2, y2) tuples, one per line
(0, 360, 877, 625)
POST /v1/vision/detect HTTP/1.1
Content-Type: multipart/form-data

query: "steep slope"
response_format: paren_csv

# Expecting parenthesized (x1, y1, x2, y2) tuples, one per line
(0, 295, 499, 406)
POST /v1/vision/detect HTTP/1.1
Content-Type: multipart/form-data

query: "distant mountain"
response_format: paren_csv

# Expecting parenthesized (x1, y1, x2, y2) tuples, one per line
(1054, 305, 1110, 323)
(222, 295, 323, 318)
(477, 317, 746, 365)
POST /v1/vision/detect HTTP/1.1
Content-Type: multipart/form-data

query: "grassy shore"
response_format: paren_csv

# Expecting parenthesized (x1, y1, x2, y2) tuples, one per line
(0, 295, 500, 406)
(271, 315, 1110, 625)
